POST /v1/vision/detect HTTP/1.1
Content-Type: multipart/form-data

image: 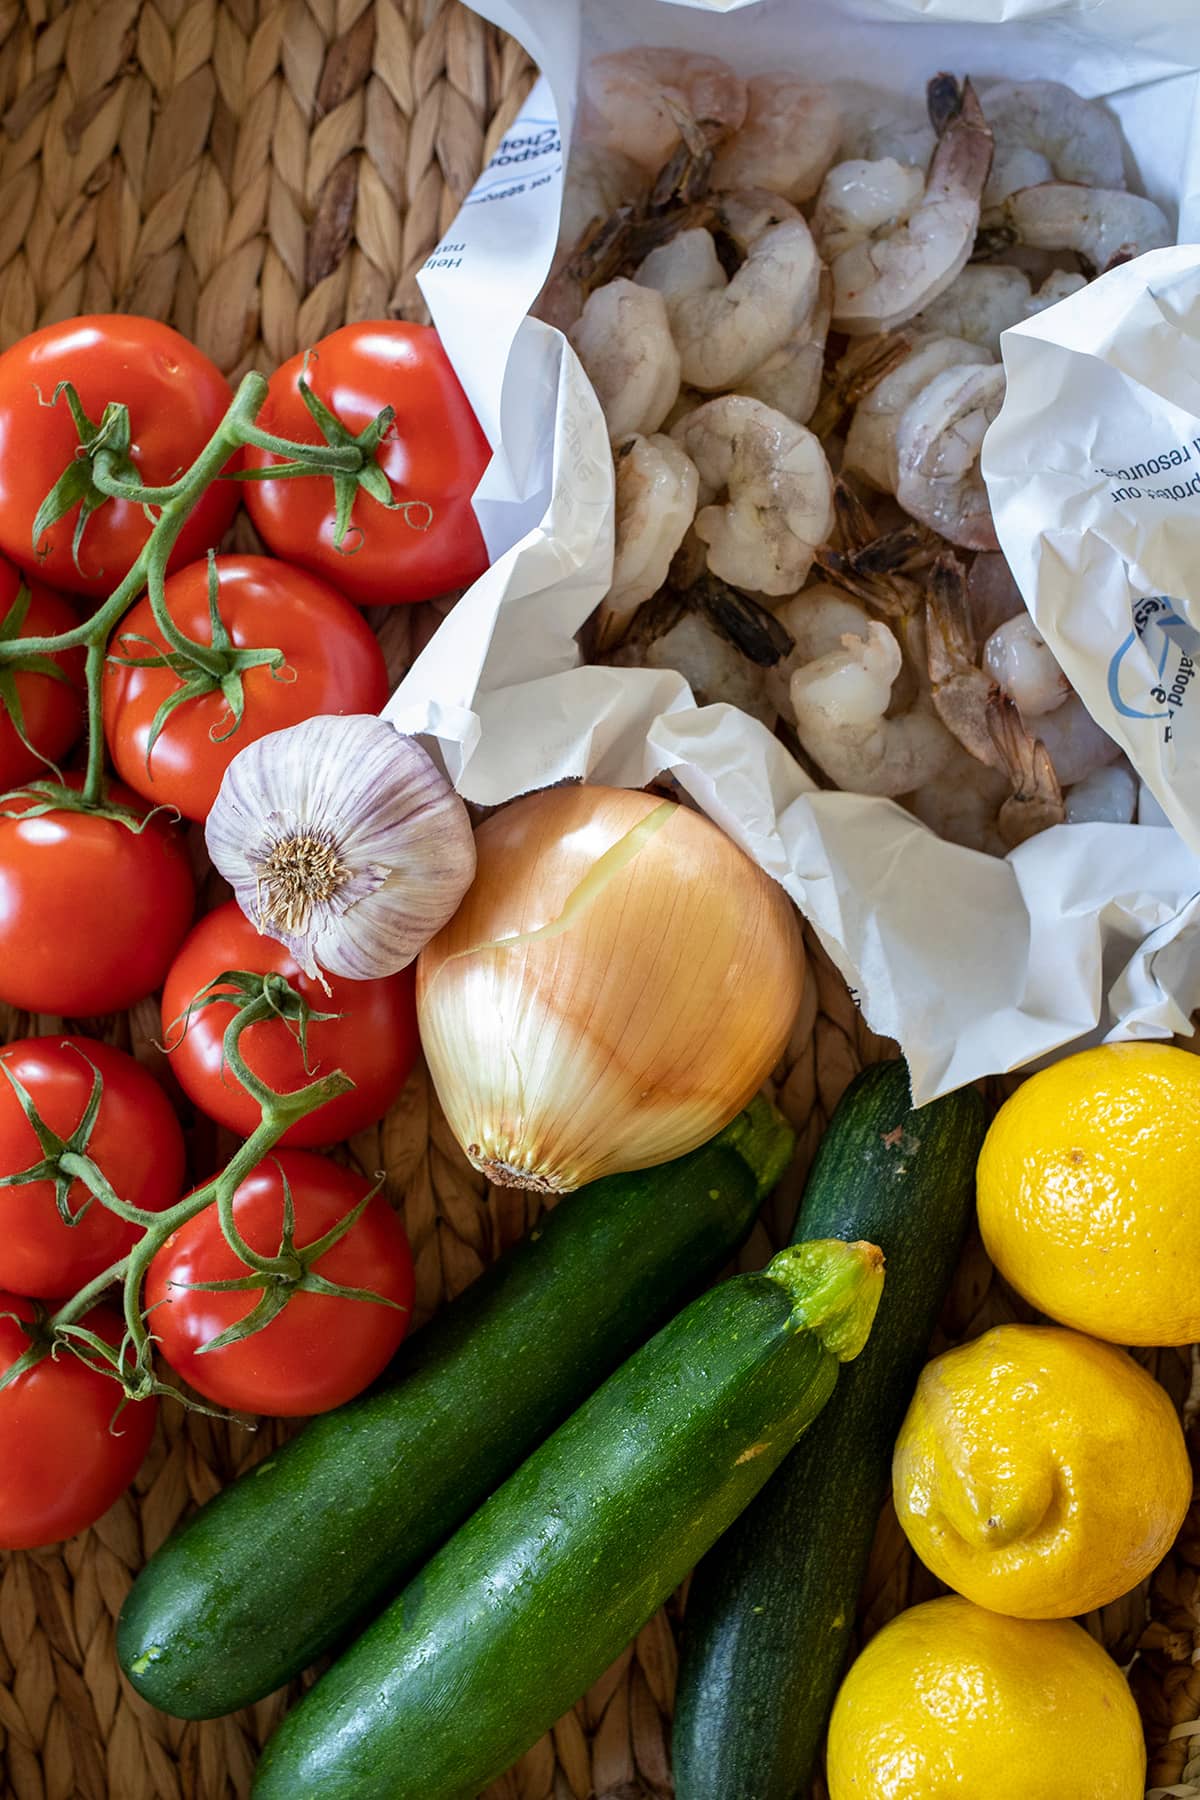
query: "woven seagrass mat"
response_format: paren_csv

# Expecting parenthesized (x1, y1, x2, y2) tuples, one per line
(0, 3, 1197, 1796)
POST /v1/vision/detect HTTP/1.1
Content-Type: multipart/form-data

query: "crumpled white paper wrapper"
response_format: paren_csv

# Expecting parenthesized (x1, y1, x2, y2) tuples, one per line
(386, 0, 1200, 1101)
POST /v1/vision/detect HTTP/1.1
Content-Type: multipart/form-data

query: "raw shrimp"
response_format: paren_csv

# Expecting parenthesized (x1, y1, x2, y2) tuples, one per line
(966, 551, 1024, 639)
(835, 82, 935, 169)
(714, 187, 801, 249)
(910, 265, 1088, 355)
(568, 279, 681, 444)
(636, 220, 822, 390)
(558, 145, 649, 265)
(1028, 692, 1121, 787)
(814, 79, 993, 333)
(766, 584, 872, 713)
(611, 607, 776, 726)
(711, 76, 842, 204)
(842, 334, 990, 493)
(983, 613, 1069, 717)
(999, 184, 1172, 273)
(672, 394, 835, 597)
(741, 273, 832, 426)
(1064, 760, 1137, 824)
(789, 618, 956, 796)
(979, 81, 1125, 213)
(894, 361, 1006, 551)
(583, 48, 747, 173)
(598, 433, 699, 651)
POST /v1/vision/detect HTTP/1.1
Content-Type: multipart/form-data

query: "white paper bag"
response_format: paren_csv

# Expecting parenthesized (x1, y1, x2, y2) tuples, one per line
(387, 0, 1200, 1101)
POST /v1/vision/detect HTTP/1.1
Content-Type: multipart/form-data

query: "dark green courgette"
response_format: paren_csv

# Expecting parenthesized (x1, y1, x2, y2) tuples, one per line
(118, 1098, 791, 1720)
(251, 1236, 883, 1800)
(672, 1058, 985, 1800)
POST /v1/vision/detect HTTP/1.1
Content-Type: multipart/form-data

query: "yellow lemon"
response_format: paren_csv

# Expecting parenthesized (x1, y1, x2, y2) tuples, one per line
(977, 1041, 1200, 1344)
(826, 1594, 1146, 1800)
(893, 1323, 1191, 1618)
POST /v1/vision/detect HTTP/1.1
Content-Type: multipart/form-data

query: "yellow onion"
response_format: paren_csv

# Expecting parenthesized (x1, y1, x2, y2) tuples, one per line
(416, 784, 806, 1193)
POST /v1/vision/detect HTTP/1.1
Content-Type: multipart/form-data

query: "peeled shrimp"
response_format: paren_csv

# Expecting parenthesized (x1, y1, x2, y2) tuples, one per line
(814, 80, 993, 334)
(894, 361, 1006, 551)
(568, 279, 681, 445)
(598, 433, 699, 651)
(789, 619, 955, 796)
(1065, 761, 1137, 825)
(766, 584, 872, 713)
(711, 76, 841, 204)
(980, 81, 1125, 213)
(983, 613, 1069, 717)
(558, 145, 649, 265)
(741, 272, 832, 426)
(1000, 184, 1172, 273)
(842, 334, 991, 493)
(672, 394, 834, 597)
(636, 220, 822, 391)
(583, 48, 747, 173)
(911, 265, 1088, 355)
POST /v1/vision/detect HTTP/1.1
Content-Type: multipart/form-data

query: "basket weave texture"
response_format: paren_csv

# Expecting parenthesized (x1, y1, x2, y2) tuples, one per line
(0, 3, 1198, 1797)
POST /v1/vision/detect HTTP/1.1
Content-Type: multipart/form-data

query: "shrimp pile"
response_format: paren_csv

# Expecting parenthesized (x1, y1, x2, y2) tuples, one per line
(542, 55, 1163, 853)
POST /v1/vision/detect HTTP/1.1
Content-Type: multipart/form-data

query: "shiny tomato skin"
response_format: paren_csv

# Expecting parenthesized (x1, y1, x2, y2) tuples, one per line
(243, 322, 490, 606)
(103, 555, 390, 820)
(146, 1151, 414, 1415)
(0, 316, 238, 600)
(0, 559, 85, 788)
(0, 776, 195, 1016)
(0, 1294, 157, 1548)
(0, 1037, 185, 1297)
(162, 901, 418, 1148)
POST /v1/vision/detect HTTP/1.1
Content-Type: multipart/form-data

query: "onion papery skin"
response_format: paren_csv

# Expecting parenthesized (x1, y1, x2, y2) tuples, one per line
(416, 784, 807, 1193)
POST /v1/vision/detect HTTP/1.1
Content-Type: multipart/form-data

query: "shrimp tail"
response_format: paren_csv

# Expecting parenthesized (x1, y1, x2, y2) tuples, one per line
(988, 690, 1065, 846)
(686, 571, 795, 666)
(809, 333, 914, 440)
(927, 76, 994, 199)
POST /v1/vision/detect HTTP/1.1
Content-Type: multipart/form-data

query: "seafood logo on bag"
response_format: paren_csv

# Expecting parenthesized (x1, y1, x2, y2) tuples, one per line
(1107, 598, 1200, 736)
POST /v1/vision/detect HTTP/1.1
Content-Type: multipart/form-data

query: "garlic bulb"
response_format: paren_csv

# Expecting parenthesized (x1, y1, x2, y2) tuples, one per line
(417, 784, 806, 1193)
(205, 713, 476, 982)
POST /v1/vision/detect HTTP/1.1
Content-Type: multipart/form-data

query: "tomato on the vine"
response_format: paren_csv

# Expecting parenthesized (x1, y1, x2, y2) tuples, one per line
(146, 1150, 414, 1415)
(162, 901, 418, 1147)
(0, 776, 195, 1016)
(102, 554, 390, 820)
(243, 322, 491, 606)
(0, 1294, 157, 1548)
(0, 557, 84, 788)
(0, 316, 239, 600)
(0, 1038, 185, 1297)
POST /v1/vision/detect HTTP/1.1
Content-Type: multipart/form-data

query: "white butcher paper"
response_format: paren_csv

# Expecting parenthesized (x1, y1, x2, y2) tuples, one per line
(387, 0, 1200, 1102)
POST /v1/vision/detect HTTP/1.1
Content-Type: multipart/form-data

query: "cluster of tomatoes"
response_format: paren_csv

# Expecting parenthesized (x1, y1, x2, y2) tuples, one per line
(0, 312, 491, 1550)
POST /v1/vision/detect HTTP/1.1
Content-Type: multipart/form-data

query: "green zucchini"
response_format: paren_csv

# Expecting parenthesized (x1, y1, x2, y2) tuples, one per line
(672, 1058, 985, 1800)
(118, 1098, 791, 1720)
(252, 1235, 883, 1800)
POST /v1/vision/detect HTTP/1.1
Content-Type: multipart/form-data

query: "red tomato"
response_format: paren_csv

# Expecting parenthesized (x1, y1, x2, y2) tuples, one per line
(162, 901, 417, 1148)
(0, 1293, 157, 1548)
(0, 776, 195, 1016)
(0, 557, 84, 788)
(146, 1150, 414, 1415)
(243, 322, 490, 606)
(102, 555, 390, 820)
(0, 316, 238, 600)
(0, 1038, 185, 1297)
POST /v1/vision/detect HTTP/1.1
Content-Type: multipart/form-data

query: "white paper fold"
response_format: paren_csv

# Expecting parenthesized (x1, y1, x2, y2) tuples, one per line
(388, 0, 1200, 1100)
